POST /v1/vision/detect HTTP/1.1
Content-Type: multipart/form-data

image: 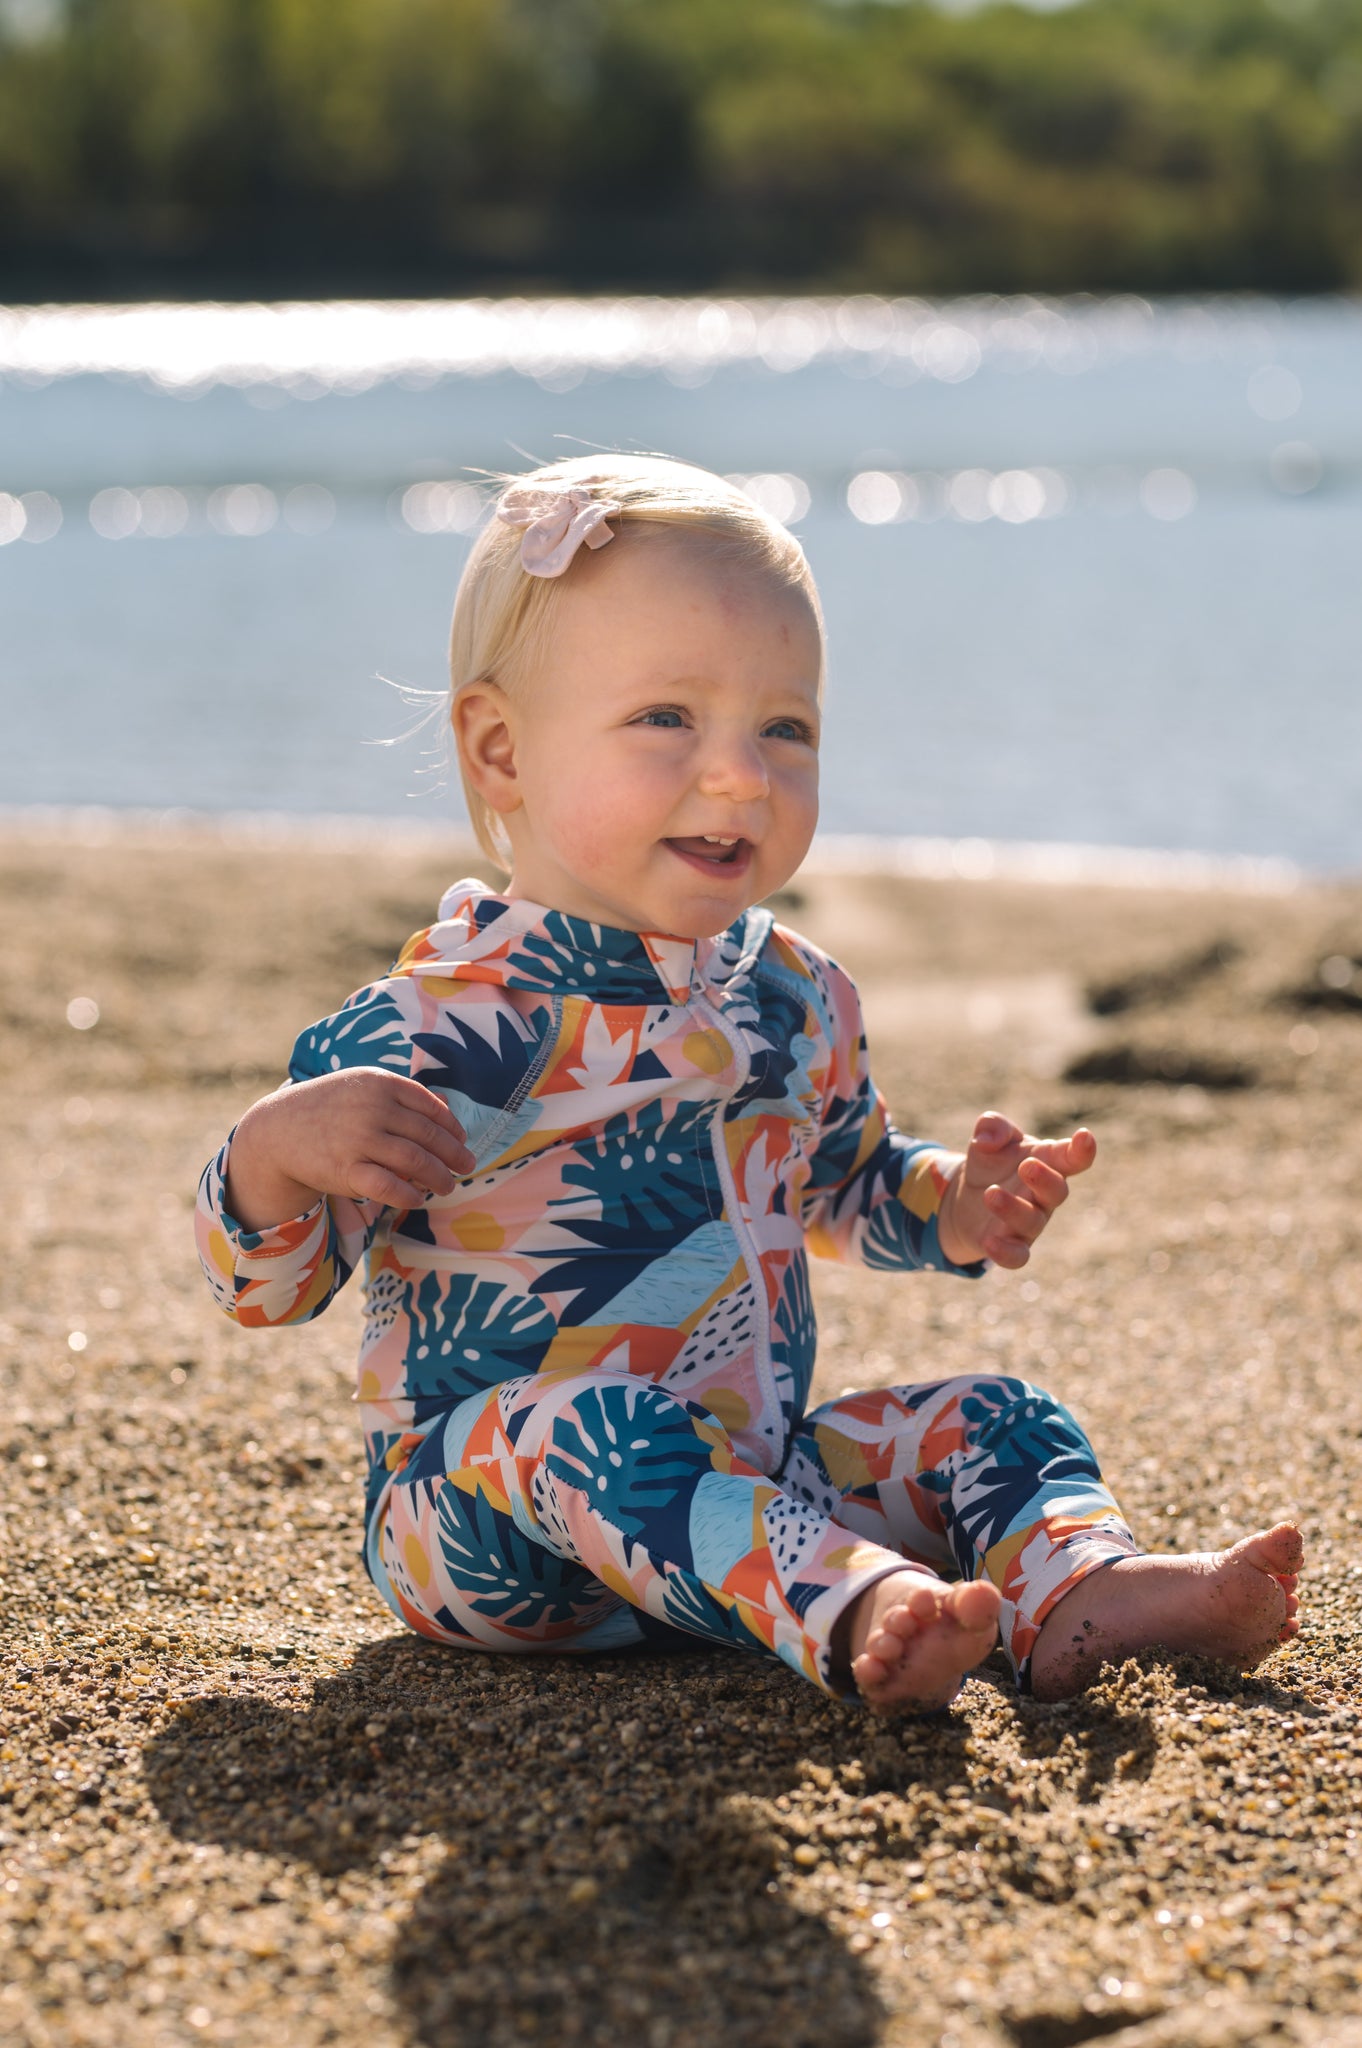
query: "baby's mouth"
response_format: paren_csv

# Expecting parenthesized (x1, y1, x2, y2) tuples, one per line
(665, 834, 751, 872)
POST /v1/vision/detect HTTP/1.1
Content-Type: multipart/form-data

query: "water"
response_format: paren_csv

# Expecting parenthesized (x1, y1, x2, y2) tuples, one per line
(1, 294, 1360, 870)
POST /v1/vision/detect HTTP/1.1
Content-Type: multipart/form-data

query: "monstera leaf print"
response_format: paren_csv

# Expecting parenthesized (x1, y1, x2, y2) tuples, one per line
(656, 1569, 762, 1652)
(949, 1386, 1102, 1564)
(536, 1103, 719, 1323)
(434, 1481, 601, 1629)
(290, 983, 411, 1081)
(411, 1008, 549, 1165)
(768, 1254, 818, 1420)
(542, 1380, 712, 1555)
(362, 1431, 410, 1524)
(728, 969, 811, 1118)
(803, 1075, 875, 1195)
(504, 912, 678, 1003)
(561, 999, 637, 1093)
(400, 1270, 556, 1400)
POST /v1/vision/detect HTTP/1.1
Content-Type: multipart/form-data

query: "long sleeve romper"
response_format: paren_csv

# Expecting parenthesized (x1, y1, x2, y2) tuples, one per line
(195, 880, 1136, 1695)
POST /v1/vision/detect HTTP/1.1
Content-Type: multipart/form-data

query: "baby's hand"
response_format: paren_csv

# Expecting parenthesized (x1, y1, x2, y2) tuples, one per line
(224, 1068, 476, 1231)
(937, 1113, 1096, 1270)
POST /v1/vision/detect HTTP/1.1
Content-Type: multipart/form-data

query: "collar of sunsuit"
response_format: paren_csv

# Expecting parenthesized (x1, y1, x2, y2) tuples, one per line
(394, 878, 772, 1007)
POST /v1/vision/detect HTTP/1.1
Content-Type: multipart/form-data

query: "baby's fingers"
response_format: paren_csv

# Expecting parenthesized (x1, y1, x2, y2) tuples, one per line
(1030, 1127, 1097, 1178)
(978, 1231, 1033, 1271)
(983, 1183, 1049, 1237)
(389, 1104, 476, 1177)
(351, 1131, 463, 1205)
(1016, 1157, 1070, 1214)
(389, 1078, 476, 1149)
(347, 1158, 433, 1209)
(979, 1182, 1052, 1267)
(969, 1111, 1025, 1157)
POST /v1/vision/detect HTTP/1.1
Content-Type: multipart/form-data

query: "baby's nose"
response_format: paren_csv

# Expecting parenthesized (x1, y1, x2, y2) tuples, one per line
(697, 737, 769, 800)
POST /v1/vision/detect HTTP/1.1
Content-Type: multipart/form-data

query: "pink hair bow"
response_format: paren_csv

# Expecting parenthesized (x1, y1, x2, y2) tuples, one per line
(496, 483, 621, 578)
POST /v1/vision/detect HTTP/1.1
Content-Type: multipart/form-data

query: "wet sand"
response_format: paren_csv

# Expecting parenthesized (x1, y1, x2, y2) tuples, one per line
(2, 822, 1361, 2048)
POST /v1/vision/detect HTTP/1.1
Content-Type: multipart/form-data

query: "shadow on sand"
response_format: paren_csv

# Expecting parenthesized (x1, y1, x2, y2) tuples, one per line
(142, 1634, 975, 2048)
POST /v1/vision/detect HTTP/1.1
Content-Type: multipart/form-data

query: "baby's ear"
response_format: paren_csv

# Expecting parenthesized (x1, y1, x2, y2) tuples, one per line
(453, 683, 521, 812)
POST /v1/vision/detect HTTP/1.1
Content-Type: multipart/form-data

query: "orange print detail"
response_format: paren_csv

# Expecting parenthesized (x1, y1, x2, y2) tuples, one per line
(534, 996, 591, 1095)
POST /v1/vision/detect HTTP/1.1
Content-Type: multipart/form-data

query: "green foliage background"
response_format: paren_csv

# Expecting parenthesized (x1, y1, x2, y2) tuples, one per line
(3, 0, 1362, 296)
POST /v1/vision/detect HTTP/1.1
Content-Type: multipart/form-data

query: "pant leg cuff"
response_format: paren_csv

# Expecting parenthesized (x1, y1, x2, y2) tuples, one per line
(802, 1545, 934, 1699)
(1007, 1534, 1142, 1694)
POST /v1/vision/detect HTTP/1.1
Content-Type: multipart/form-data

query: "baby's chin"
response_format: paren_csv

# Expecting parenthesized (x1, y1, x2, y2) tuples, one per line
(649, 880, 780, 940)
(625, 893, 762, 942)
(528, 847, 798, 939)
(650, 840, 804, 936)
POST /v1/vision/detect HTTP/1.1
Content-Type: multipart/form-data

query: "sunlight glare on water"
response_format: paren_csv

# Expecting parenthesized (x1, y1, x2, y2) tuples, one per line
(0, 291, 1321, 394)
(1, 293, 1360, 870)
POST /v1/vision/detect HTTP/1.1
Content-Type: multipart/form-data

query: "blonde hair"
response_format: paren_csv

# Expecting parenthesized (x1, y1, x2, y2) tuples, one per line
(449, 453, 824, 865)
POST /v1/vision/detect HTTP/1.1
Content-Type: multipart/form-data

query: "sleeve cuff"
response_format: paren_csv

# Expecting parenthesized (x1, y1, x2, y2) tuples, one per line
(918, 1209, 988, 1279)
(900, 1149, 987, 1276)
(220, 1196, 327, 1256)
(202, 1124, 327, 1257)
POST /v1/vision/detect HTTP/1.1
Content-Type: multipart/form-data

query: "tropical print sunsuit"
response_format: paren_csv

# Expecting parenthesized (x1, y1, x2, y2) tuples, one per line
(195, 880, 1138, 1695)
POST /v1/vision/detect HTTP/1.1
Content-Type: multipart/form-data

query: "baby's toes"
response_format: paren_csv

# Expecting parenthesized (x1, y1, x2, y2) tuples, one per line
(852, 1650, 891, 1690)
(947, 1579, 1002, 1634)
(883, 1598, 929, 1640)
(1248, 1522, 1304, 1577)
(866, 1611, 922, 1662)
(904, 1582, 944, 1624)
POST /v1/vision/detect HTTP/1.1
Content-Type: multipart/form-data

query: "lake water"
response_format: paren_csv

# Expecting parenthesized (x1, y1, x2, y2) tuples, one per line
(1, 294, 1359, 871)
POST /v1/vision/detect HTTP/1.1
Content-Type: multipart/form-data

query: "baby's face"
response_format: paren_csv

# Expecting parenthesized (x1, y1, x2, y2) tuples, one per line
(502, 535, 822, 939)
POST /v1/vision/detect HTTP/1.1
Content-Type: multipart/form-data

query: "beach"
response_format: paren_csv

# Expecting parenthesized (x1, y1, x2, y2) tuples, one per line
(2, 819, 1361, 2048)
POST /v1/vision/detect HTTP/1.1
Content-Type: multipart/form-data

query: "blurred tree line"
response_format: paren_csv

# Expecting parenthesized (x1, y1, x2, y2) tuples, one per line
(3, 0, 1362, 298)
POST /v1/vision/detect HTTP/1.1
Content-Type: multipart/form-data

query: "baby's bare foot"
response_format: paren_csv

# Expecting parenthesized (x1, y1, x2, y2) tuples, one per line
(845, 1570, 1001, 1715)
(1029, 1521, 1303, 1702)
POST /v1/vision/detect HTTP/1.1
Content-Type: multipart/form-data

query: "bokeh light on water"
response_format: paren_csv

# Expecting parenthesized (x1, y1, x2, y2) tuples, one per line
(0, 293, 1217, 394)
(1, 292, 1360, 869)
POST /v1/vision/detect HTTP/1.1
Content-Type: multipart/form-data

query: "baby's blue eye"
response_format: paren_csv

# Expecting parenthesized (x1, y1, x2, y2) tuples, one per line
(764, 718, 810, 743)
(637, 708, 685, 728)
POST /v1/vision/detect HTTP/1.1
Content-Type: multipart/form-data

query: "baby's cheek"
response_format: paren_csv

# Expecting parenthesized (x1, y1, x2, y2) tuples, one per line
(773, 774, 819, 854)
(554, 809, 614, 871)
(554, 784, 653, 868)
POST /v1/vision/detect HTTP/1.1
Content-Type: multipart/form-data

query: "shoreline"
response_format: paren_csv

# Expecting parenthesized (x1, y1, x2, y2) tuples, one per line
(0, 800, 1307, 894)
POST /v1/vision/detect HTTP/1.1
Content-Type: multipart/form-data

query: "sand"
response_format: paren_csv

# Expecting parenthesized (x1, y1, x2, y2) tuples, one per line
(2, 820, 1361, 2048)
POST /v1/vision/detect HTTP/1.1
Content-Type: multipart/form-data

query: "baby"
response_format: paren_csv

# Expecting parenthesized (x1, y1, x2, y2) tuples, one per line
(195, 455, 1302, 1711)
